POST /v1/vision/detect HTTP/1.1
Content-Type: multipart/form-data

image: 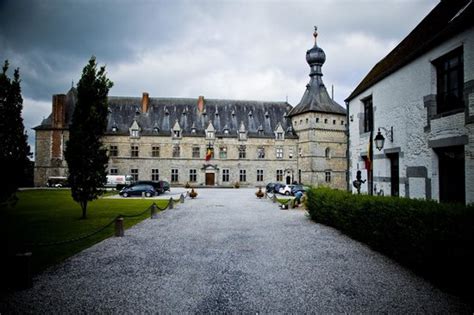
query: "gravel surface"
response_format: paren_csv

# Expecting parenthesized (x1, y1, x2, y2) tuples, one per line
(1, 188, 470, 313)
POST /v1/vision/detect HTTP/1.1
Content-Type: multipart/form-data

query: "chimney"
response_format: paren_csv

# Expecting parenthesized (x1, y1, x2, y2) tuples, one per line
(197, 95, 205, 113)
(141, 92, 150, 113)
(52, 94, 67, 128)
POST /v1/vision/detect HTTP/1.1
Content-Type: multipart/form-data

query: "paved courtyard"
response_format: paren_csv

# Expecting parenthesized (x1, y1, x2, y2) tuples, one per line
(0, 188, 470, 313)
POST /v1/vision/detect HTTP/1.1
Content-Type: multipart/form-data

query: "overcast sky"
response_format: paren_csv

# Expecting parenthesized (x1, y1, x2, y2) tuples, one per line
(0, 0, 438, 157)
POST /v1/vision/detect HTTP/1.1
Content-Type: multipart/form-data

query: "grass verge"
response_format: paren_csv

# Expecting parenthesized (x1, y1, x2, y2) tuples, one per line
(1, 189, 169, 276)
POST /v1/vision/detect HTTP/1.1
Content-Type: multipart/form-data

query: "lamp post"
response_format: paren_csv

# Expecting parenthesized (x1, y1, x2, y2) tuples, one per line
(374, 126, 393, 151)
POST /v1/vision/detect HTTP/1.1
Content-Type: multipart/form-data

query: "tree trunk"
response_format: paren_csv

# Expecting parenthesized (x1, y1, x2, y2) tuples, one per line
(81, 201, 88, 219)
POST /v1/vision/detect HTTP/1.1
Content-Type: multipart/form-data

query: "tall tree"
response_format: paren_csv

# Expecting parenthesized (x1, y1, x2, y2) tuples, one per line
(65, 57, 113, 219)
(0, 60, 31, 208)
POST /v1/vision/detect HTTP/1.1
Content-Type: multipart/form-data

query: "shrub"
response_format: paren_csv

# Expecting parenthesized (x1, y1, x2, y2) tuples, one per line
(307, 187, 474, 301)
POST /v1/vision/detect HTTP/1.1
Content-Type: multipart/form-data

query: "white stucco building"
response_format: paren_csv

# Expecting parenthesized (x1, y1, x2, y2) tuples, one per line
(346, 0, 474, 204)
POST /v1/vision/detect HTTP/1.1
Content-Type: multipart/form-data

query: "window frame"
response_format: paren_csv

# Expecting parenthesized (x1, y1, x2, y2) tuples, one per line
(363, 97, 373, 133)
(131, 145, 139, 157)
(151, 169, 159, 181)
(239, 169, 247, 182)
(257, 169, 264, 182)
(152, 146, 160, 157)
(109, 145, 118, 157)
(222, 169, 230, 182)
(171, 168, 179, 183)
(189, 169, 197, 182)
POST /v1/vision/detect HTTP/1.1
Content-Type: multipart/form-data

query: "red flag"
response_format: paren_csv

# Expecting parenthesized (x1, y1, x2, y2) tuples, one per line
(205, 148, 212, 161)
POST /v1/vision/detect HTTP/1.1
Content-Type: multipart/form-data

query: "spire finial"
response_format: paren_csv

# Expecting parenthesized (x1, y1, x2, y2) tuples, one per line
(313, 26, 318, 44)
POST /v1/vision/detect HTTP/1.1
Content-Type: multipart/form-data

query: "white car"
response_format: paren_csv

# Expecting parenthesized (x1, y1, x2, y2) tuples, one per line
(278, 184, 295, 195)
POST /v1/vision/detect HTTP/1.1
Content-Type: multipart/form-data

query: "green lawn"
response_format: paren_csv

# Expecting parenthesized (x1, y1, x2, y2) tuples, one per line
(1, 189, 169, 274)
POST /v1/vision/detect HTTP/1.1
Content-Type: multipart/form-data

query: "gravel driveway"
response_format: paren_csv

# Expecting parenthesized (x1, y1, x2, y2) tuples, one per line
(0, 188, 470, 313)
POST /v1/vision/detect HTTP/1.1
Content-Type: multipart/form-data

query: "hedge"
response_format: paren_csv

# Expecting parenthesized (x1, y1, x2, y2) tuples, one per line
(307, 187, 473, 301)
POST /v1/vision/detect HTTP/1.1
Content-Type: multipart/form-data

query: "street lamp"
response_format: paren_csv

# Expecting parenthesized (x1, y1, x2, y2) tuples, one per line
(374, 126, 393, 151)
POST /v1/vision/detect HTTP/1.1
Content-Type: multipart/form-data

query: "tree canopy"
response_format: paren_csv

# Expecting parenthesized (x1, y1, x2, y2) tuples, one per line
(64, 57, 113, 219)
(0, 60, 31, 207)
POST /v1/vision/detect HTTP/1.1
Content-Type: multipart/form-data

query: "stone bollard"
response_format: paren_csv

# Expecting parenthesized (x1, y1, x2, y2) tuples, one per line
(115, 217, 124, 237)
(13, 252, 32, 289)
(180, 194, 185, 203)
(169, 197, 174, 209)
(141, 192, 145, 199)
(151, 203, 158, 219)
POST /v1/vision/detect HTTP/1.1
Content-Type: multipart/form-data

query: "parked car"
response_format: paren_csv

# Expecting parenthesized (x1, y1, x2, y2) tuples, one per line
(127, 180, 170, 194)
(290, 184, 309, 196)
(119, 184, 157, 198)
(46, 176, 69, 188)
(278, 184, 295, 195)
(266, 183, 284, 193)
(105, 175, 133, 190)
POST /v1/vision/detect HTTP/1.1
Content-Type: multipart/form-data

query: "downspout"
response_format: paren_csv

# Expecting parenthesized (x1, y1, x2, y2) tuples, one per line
(345, 100, 351, 192)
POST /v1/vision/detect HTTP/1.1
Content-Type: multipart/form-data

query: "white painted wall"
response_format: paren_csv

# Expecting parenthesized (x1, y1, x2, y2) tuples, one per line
(348, 27, 474, 204)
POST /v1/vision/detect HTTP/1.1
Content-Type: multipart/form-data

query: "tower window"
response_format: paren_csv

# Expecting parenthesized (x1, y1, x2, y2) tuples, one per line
(363, 96, 373, 132)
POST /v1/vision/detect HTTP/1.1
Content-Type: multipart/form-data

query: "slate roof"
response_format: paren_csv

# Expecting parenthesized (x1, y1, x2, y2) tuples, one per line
(35, 88, 297, 138)
(346, 0, 474, 102)
(288, 29, 346, 117)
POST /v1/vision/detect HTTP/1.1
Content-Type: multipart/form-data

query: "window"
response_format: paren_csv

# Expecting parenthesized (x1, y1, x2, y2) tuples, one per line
(257, 147, 265, 159)
(324, 118, 328, 124)
(173, 130, 181, 138)
(257, 169, 264, 182)
(239, 145, 246, 159)
(222, 169, 230, 182)
(325, 171, 331, 183)
(152, 146, 160, 157)
(325, 147, 331, 159)
(434, 47, 464, 114)
(316, 117, 319, 123)
(333, 120, 336, 125)
(206, 130, 215, 139)
(299, 148, 303, 157)
(192, 146, 200, 158)
(276, 132, 284, 140)
(341, 120, 344, 125)
(131, 169, 139, 181)
(239, 132, 247, 141)
(276, 147, 283, 159)
(171, 169, 179, 182)
(363, 97, 373, 132)
(276, 170, 283, 182)
(306, 118, 308, 124)
(130, 129, 139, 138)
(289, 148, 293, 159)
(172, 144, 180, 158)
(109, 145, 118, 157)
(131, 145, 139, 157)
(219, 147, 227, 159)
(189, 169, 197, 182)
(239, 169, 247, 182)
(151, 169, 159, 181)
(110, 168, 118, 175)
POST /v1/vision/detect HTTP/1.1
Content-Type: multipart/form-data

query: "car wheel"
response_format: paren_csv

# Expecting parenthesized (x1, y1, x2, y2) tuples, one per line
(285, 191, 290, 196)
(145, 192, 152, 197)
(122, 192, 128, 198)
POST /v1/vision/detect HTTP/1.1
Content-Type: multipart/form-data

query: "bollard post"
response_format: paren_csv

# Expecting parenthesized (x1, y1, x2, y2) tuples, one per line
(13, 252, 32, 289)
(169, 197, 174, 209)
(141, 192, 145, 199)
(289, 199, 294, 209)
(151, 203, 158, 219)
(180, 194, 185, 203)
(115, 217, 124, 237)
(272, 194, 277, 203)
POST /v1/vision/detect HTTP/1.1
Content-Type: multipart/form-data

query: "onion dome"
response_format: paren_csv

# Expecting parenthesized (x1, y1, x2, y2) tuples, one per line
(306, 26, 326, 76)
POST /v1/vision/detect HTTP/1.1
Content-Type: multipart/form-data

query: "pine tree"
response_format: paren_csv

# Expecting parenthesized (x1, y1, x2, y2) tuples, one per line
(65, 57, 113, 219)
(0, 60, 31, 207)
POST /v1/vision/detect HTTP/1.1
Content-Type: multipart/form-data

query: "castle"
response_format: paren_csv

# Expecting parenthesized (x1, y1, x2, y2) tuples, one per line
(34, 28, 347, 189)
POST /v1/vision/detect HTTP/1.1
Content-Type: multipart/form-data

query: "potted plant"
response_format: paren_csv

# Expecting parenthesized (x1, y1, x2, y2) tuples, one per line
(185, 181, 191, 188)
(234, 182, 240, 189)
(189, 188, 198, 199)
(255, 187, 264, 198)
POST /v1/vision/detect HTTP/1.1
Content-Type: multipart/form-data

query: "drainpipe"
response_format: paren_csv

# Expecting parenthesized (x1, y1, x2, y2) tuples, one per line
(345, 100, 351, 192)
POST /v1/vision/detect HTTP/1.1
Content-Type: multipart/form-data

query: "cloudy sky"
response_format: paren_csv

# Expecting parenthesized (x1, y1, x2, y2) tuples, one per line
(0, 0, 438, 157)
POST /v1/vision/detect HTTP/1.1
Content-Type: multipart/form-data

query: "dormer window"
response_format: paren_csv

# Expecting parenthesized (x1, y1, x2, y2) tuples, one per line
(153, 126, 159, 133)
(131, 129, 140, 138)
(274, 123, 285, 140)
(239, 131, 247, 141)
(223, 129, 229, 135)
(172, 120, 182, 139)
(276, 132, 283, 140)
(129, 120, 141, 138)
(173, 130, 181, 138)
(112, 126, 118, 132)
(206, 131, 215, 139)
(191, 127, 197, 134)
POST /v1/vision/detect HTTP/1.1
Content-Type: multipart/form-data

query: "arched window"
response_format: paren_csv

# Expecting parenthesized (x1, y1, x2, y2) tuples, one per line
(325, 147, 331, 159)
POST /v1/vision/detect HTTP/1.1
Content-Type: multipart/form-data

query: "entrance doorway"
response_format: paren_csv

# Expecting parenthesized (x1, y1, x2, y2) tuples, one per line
(437, 146, 465, 203)
(388, 153, 399, 197)
(205, 173, 215, 186)
(286, 176, 291, 184)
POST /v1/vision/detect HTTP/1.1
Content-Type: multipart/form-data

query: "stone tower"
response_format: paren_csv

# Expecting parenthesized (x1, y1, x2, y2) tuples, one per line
(289, 27, 347, 189)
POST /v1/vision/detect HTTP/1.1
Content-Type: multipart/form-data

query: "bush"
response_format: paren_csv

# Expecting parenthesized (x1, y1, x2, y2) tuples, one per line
(307, 187, 474, 301)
